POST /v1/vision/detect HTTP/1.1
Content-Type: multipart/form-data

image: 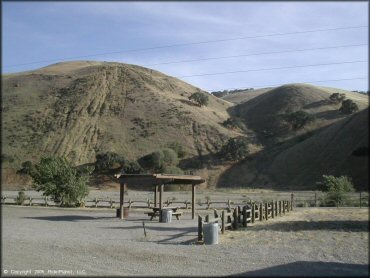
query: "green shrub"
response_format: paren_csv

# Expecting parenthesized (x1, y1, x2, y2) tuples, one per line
(161, 166, 184, 174)
(16, 189, 27, 205)
(219, 137, 249, 161)
(167, 142, 186, 158)
(222, 117, 246, 130)
(123, 161, 143, 174)
(317, 175, 355, 206)
(285, 110, 315, 130)
(17, 161, 34, 175)
(30, 156, 92, 207)
(329, 93, 346, 104)
(139, 149, 180, 172)
(339, 99, 359, 114)
(188, 92, 209, 107)
(95, 152, 125, 171)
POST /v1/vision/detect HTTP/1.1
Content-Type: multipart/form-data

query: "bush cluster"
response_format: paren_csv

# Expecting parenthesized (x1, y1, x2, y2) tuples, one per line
(219, 137, 249, 161)
(285, 110, 315, 130)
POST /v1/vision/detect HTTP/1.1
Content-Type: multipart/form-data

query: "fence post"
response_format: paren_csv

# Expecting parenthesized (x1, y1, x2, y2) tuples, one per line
(279, 201, 282, 216)
(29, 197, 33, 206)
(233, 207, 239, 230)
(264, 203, 268, 220)
(242, 206, 247, 227)
(360, 192, 362, 208)
(291, 193, 294, 210)
(205, 214, 209, 223)
(227, 199, 231, 209)
(275, 201, 278, 216)
(128, 199, 132, 209)
(110, 198, 114, 209)
(314, 192, 318, 207)
(44, 196, 48, 207)
(214, 209, 219, 218)
(94, 198, 98, 208)
(185, 200, 189, 209)
(198, 215, 203, 241)
(259, 203, 263, 221)
(271, 201, 275, 219)
(283, 201, 286, 214)
(147, 199, 151, 208)
(221, 210, 226, 234)
(251, 203, 255, 223)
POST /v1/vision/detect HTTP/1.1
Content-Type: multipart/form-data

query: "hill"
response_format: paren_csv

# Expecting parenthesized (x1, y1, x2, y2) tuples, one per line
(2, 62, 368, 191)
(229, 83, 368, 144)
(2, 61, 240, 188)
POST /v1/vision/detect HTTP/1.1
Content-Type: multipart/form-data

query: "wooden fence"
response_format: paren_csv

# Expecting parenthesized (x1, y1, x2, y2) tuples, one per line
(197, 200, 292, 242)
(1, 191, 368, 208)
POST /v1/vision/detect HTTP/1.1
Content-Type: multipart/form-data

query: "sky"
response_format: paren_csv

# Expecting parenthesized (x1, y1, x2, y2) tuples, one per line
(2, 1, 369, 92)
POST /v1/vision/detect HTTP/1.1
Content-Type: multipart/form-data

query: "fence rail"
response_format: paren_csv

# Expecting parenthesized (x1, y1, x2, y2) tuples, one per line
(1, 192, 368, 208)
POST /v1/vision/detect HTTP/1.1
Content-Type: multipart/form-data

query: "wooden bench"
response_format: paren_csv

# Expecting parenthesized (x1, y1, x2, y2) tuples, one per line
(145, 211, 183, 220)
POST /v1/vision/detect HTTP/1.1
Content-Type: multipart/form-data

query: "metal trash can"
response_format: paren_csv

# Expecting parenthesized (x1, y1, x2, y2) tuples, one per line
(203, 223, 219, 245)
(161, 209, 172, 223)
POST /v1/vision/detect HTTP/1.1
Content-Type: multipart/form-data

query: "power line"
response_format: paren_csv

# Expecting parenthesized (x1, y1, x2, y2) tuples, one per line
(145, 43, 368, 66)
(207, 77, 368, 92)
(4, 25, 368, 69)
(177, 60, 368, 78)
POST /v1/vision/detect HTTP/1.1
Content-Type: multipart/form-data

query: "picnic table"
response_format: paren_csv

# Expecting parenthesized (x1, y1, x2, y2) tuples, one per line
(145, 207, 183, 220)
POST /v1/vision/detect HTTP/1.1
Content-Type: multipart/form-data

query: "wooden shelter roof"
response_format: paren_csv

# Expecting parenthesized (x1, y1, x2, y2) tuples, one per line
(116, 173, 205, 186)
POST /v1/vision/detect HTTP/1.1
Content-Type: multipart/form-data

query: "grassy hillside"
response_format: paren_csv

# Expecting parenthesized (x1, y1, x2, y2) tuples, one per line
(2, 61, 241, 187)
(229, 83, 368, 144)
(2, 61, 368, 191)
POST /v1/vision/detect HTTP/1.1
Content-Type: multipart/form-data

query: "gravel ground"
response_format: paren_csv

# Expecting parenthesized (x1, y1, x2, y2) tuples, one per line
(2, 206, 368, 276)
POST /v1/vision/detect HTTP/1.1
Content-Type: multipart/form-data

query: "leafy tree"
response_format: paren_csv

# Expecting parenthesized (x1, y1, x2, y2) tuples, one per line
(339, 99, 359, 114)
(95, 152, 125, 171)
(329, 93, 346, 104)
(189, 92, 209, 107)
(285, 110, 315, 130)
(30, 156, 93, 207)
(219, 137, 249, 161)
(317, 175, 355, 206)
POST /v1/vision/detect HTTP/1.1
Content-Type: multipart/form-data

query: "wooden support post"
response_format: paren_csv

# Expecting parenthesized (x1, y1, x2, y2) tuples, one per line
(207, 199, 211, 209)
(275, 201, 278, 216)
(44, 196, 48, 207)
(259, 203, 263, 221)
(185, 200, 189, 209)
(95, 197, 98, 208)
(214, 209, 218, 218)
(264, 202, 268, 220)
(198, 215, 203, 241)
(227, 199, 231, 209)
(251, 203, 255, 223)
(110, 198, 113, 209)
(314, 192, 318, 207)
(119, 183, 125, 219)
(192, 184, 196, 219)
(29, 198, 32, 206)
(159, 184, 163, 210)
(242, 206, 247, 227)
(154, 185, 158, 207)
(221, 210, 226, 234)
(283, 201, 286, 214)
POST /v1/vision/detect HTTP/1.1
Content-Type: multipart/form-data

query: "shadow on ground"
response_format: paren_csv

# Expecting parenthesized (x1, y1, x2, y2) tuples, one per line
(103, 225, 198, 245)
(23, 215, 116, 221)
(231, 261, 369, 277)
(253, 220, 368, 232)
